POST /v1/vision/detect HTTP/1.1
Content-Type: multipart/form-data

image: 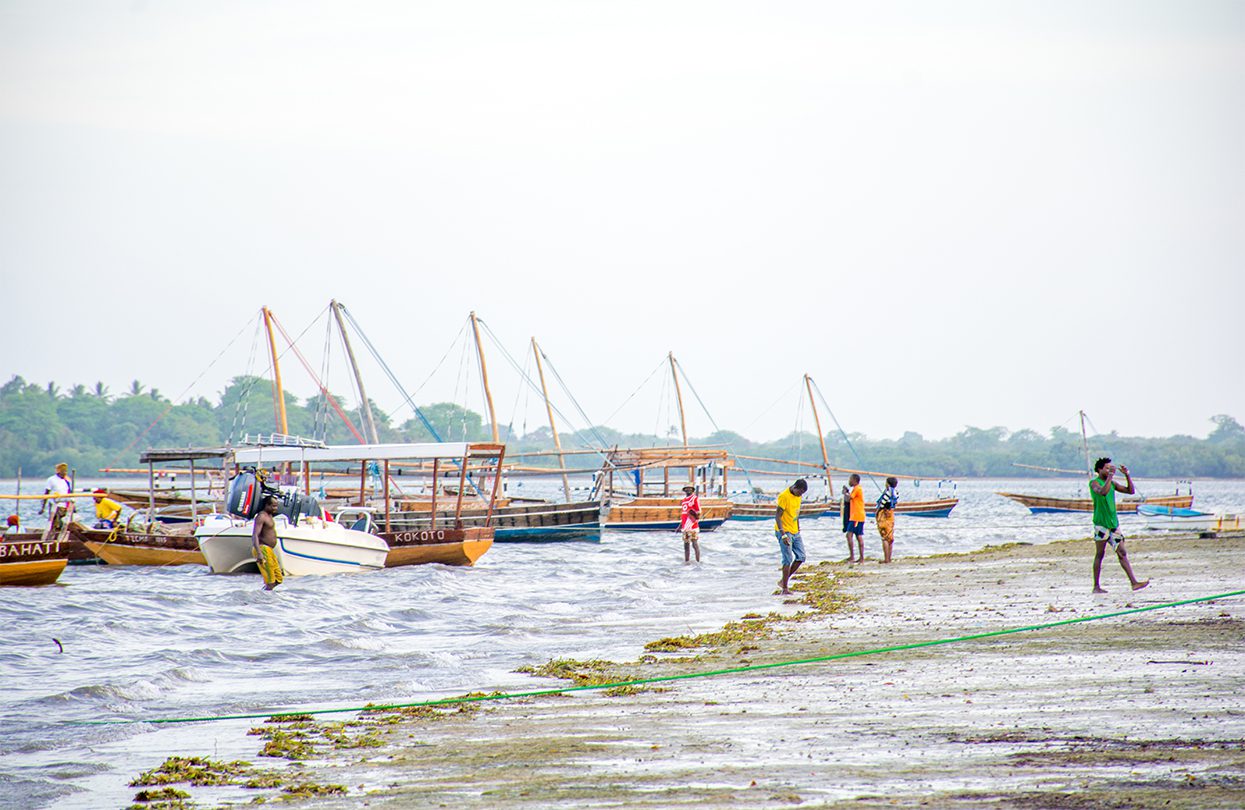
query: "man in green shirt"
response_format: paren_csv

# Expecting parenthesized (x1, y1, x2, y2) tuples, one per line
(1089, 457, 1149, 594)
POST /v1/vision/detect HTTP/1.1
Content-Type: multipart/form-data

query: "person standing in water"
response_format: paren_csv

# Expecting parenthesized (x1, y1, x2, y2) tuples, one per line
(679, 484, 701, 563)
(1089, 457, 1149, 594)
(775, 478, 808, 595)
(875, 476, 899, 563)
(252, 495, 284, 591)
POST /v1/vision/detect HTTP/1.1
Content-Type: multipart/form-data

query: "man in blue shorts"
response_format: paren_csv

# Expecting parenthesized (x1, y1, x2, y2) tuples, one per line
(774, 478, 808, 595)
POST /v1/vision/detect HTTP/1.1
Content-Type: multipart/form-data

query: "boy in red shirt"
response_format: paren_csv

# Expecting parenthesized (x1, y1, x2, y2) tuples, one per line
(679, 485, 701, 563)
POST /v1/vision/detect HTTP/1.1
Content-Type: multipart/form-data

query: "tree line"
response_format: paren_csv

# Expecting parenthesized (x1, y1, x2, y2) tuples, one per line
(2, 375, 1243, 479)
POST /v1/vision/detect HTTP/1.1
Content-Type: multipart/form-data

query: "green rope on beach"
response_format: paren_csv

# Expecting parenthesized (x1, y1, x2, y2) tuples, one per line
(73, 589, 1245, 727)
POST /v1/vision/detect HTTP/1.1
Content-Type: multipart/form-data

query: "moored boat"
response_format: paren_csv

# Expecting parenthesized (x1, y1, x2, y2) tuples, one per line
(728, 500, 829, 522)
(820, 497, 960, 519)
(997, 491, 1194, 514)
(69, 522, 206, 566)
(196, 514, 389, 575)
(603, 496, 733, 531)
(0, 524, 76, 586)
(1138, 504, 1242, 533)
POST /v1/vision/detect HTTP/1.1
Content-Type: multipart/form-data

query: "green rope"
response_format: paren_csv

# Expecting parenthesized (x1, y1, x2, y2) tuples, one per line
(73, 589, 1244, 727)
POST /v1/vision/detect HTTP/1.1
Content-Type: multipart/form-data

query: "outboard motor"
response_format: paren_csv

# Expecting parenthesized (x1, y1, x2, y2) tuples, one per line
(226, 468, 320, 527)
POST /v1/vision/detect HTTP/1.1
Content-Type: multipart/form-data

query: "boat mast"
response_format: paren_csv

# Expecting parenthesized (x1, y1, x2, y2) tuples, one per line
(532, 337, 572, 502)
(469, 312, 500, 443)
(1079, 409, 1091, 476)
(805, 374, 833, 495)
(668, 352, 693, 486)
(332, 300, 380, 444)
(262, 306, 289, 435)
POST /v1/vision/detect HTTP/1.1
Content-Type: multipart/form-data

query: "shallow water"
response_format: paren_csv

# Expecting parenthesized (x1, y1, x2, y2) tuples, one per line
(2, 476, 1242, 808)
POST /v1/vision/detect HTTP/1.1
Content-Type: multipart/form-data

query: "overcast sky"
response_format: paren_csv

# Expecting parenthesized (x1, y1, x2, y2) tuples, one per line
(2, 1, 1242, 444)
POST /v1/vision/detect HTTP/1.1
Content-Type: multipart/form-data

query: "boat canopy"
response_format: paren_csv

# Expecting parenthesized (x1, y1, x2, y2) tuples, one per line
(231, 442, 502, 465)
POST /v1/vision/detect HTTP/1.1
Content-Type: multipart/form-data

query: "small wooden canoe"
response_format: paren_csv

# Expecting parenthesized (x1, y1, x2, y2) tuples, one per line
(997, 492, 1194, 514)
(68, 523, 206, 566)
(603, 497, 733, 532)
(0, 535, 74, 586)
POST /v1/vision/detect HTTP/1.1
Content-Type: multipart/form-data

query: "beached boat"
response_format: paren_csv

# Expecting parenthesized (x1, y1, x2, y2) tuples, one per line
(0, 516, 77, 585)
(69, 522, 206, 566)
(196, 514, 389, 575)
(1138, 504, 1242, 533)
(997, 491, 1194, 515)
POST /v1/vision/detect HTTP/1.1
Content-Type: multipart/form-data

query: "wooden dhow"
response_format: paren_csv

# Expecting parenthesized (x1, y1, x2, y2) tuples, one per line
(69, 522, 206, 566)
(997, 491, 1194, 515)
(1, 510, 77, 586)
(599, 445, 735, 531)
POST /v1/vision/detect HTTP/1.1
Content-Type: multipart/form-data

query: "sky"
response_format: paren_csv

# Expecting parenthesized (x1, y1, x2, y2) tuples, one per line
(2, 1, 1242, 444)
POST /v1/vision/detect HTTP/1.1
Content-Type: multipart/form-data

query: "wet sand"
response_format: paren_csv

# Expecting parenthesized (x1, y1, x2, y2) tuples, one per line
(197, 533, 1245, 808)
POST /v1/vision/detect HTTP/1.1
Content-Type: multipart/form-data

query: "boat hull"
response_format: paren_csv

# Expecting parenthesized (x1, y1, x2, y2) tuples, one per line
(68, 523, 204, 566)
(0, 536, 74, 586)
(603, 497, 733, 532)
(819, 498, 959, 519)
(998, 492, 1194, 514)
(378, 526, 494, 567)
(383, 499, 601, 543)
(196, 519, 389, 576)
(729, 502, 831, 522)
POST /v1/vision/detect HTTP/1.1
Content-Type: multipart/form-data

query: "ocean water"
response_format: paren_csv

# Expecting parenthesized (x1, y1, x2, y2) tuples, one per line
(2, 475, 1242, 808)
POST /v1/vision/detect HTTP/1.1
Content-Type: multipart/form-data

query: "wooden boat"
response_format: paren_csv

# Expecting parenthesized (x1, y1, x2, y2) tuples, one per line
(820, 497, 960, 519)
(388, 496, 601, 542)
(728, 500, 829, 521)
(0, 516, 77, 585)
(997, 492, 1194, 514)
(603, 496, 733, 531)
(69, 522, 206, 566)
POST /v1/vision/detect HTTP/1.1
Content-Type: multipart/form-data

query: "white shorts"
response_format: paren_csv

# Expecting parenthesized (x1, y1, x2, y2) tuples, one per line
(1094, 525, 1125, 549)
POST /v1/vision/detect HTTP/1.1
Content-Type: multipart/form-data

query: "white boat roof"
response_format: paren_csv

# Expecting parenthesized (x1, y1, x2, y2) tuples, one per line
(232, 442, 480, 464)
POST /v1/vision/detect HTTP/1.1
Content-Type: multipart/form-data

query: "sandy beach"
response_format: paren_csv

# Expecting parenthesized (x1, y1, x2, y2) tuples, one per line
(124, 532, 1245, 809)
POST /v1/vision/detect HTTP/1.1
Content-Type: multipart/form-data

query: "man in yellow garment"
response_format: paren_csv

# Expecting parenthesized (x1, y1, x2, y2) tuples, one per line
(92, 490, 123, 528)
(252, 495, 284, 590)
(774, 478, 808, 595)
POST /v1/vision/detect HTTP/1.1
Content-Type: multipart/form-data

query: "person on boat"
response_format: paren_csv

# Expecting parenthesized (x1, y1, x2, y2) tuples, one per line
(5, 514, 21, 535)
(876, 476, 899, 563)
(679, 484, 701, 563)
(775, 478, 808, 595)
(38, 463, 72, 525)
(92, 489, 123, 529)
(1089, 457, 1149, 594)
(252, 495, 284, 591)
(844, 474, 866, 562)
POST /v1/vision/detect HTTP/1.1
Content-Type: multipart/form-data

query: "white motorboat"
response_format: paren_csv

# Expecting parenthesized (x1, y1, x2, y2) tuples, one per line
(196, 513, 388, 576)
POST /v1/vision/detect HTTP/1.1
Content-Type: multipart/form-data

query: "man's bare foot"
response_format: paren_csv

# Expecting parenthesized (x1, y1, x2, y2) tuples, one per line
(1093, 586, 1107, 594)
(1132, 580, 1150, 591)
(781, 587, 792, 595)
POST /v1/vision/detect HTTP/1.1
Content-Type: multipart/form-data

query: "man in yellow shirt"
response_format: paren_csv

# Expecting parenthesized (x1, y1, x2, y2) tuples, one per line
(92, 489, 124, 528)
(774, 478, 808, 595)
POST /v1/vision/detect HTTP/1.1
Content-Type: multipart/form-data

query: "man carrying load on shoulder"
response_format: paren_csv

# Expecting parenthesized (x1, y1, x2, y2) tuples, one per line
(876, 476, 899, 563)
(775, 478, 808, 595)
(1089, 457, 1149, 594)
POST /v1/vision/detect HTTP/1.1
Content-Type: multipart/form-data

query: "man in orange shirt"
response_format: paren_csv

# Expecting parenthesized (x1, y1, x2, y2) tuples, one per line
(844, 473, 866, 562)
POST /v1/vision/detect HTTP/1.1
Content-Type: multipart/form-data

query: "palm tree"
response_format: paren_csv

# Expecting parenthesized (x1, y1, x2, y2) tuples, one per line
(70, 384, 87, 399)
(128, 380, 145, 397)
(46, 382, 61, 399)
(93, 381, 111, 401)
